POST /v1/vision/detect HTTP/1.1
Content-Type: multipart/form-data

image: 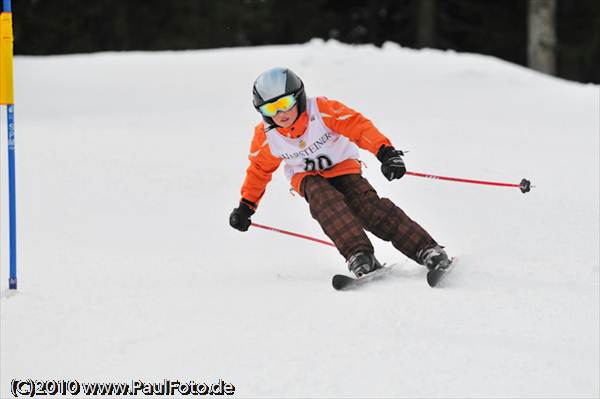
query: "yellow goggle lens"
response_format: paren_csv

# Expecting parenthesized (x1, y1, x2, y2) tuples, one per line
(259, 95, 297, 117)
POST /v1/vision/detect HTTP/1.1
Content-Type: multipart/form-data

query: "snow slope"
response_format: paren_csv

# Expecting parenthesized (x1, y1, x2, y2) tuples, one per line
(1, 39, 599, 398)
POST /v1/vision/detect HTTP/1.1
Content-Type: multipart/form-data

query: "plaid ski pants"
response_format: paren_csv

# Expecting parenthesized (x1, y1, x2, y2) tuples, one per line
(301, 174, 437, 262)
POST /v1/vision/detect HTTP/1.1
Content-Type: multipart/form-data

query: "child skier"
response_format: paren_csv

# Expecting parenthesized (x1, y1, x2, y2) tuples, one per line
(229, 67, 450, 277)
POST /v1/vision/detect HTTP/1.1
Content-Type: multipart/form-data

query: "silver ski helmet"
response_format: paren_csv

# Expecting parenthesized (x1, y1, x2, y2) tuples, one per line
(252, 67, 306, 125)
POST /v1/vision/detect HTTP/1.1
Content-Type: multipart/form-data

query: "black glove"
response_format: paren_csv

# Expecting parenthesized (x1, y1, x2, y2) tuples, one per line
(229, 201, 255, 232)
(377, 145, 406, 181)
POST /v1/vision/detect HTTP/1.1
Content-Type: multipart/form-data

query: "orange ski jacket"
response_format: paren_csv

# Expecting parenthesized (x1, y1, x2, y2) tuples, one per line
(239, 97, 393, 210)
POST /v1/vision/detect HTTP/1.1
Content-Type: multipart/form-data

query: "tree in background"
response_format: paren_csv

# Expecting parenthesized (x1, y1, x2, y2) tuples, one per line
(528, 0, 557, 75)
(10, 0, 600, 83)
(416, 0, 436, 48)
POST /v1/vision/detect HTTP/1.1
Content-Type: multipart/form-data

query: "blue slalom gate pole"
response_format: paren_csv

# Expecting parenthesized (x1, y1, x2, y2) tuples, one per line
(1, 0, 17, 289)
(7, 104, 16, 289)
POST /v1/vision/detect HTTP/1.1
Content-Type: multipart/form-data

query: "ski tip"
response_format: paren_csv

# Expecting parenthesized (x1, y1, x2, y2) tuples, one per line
(332, 274, 351, 290)
(427, 257, 457, 288)
(426, 271, 437, 287)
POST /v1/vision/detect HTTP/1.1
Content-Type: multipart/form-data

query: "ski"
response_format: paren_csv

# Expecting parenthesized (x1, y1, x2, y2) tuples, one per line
(332, 265, 395, 290)
(332, 257, 457, 290)
(426, 257, 457, 287)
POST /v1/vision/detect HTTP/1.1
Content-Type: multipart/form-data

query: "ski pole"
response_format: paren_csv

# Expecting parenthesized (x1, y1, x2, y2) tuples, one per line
(405, 171, 532, 193)
(251, 223, 336, 248)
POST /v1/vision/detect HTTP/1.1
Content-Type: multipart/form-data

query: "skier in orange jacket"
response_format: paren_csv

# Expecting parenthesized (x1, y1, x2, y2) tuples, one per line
(230, 67, 450, 276)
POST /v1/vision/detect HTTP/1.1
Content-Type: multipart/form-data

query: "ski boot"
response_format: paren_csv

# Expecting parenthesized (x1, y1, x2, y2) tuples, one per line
(347, 251, 382, 278)
(417, 245, 451, 271)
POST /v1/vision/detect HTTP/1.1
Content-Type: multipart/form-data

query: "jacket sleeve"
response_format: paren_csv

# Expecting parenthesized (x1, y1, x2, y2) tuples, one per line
(239, 125, 282, 210)
(317, 97, 393, 156)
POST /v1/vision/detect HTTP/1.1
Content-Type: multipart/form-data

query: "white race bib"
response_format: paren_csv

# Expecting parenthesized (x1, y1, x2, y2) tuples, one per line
(265, 97, 360, 181)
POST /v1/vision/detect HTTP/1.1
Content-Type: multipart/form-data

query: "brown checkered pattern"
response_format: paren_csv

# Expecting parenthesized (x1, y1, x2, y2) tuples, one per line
(301, 174, 437, 262)
(302, 175, 374, 259)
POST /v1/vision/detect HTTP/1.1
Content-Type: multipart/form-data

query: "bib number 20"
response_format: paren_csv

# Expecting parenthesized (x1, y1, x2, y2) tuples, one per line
(304, 155, 333, 172)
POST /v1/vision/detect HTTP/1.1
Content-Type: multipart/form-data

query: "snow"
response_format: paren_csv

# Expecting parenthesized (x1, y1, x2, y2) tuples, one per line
(1, 39, 599, 397)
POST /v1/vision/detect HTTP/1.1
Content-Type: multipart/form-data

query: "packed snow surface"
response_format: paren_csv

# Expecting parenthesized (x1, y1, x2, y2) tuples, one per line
(1, 40, 599, 397)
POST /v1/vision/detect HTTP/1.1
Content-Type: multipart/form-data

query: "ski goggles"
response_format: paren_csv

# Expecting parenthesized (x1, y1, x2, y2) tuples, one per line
(258, 94, 297, 117)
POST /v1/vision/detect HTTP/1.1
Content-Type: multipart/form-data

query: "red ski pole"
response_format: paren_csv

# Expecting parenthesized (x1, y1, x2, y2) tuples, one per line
(251, 222, 336, 248)
(405, 171, 532, 193)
